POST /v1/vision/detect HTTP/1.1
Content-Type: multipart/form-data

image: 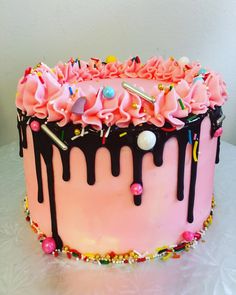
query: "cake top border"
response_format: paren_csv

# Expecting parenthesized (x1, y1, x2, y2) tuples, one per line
(16, 56, 227, 130)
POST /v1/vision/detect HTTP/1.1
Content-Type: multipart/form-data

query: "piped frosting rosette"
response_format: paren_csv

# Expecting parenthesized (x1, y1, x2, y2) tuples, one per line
(16, 56, 227, 130)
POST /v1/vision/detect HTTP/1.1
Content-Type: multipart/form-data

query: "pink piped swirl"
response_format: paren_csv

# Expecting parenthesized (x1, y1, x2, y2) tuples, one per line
(16, 57, 228, 130)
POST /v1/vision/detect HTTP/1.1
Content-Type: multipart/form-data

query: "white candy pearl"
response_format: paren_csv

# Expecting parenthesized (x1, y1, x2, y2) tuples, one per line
(178, 56, 190, 66)
(137, 131, 156, 151)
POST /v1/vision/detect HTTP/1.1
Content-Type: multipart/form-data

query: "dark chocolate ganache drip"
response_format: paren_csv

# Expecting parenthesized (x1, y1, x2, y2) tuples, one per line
(17, 107, 223, 248)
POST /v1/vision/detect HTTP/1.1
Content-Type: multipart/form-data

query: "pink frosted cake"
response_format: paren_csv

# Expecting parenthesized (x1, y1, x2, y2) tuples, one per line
(16, 56, 227, 264)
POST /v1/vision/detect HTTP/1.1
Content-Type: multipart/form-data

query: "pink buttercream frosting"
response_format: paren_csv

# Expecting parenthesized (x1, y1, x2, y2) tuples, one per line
(16, 57, 227, 129)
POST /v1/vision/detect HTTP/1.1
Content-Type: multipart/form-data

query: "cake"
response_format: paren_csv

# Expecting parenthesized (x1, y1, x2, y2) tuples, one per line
(16, 56, 227, 264)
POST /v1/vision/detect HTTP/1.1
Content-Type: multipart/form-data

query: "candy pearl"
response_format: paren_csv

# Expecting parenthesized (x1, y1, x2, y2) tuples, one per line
(178, 56, 190, 65)
(102, 86, 115, 99)
(193, 76, 204, 83)
(42, 237, 56, 254)
(30, 120, 40, 132)
(130, 183, 143, 195)
(198, 68, 207, 75)
(74, 128, 81, 136)
(105, 55, 117, 63)
(137, 130, 156, 151)
(213, 127, 223, 138)
(182, 231, 195, 242)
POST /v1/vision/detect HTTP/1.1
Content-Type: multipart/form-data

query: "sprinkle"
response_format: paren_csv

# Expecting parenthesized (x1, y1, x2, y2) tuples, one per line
(187, 115, 198, 122)
(61, 130, 65, 141)
(100, 130, 104, 137)
(102, 134, 106, 145)
(37, 72, 44, 84)
(169, 84, 174, 91)
(172, 253, 181, 259)
(119, 132, 127, 137)
(161, 126, 176, 132)
(122, 81, 156, 104)
(178, 98, 185, 110)
(105, 126, 111, 138)
(193, 133, 198, 140)
(135, 56, 141, 63)
(193, 140, 199, 162)
(71, 130, 89, 140)
(188, 130, 193, 144)
(41, 124, 68, 151)
(78, 59, 81, 68)
(69, 86, 73, 96)
(161, 252, 172, 261)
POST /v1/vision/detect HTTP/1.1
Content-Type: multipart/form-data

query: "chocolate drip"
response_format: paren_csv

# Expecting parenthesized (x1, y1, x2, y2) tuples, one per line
(153, 132, 166, 167)
(17, 118, 23, 157)
(110, 146, 121, 177)
(209, 106, 224, 164)
(22, 122, 27, 149)
(187, 122, 201, 223)
(32, 132, 44, 203)
(215, 137, 220, 164)
(60, 150, 71, 181)
(17, 113, 28, 157)
(42, 147, 63, 249)
(177, 130, 189, 201)
(131, 147, 144, 206)
(32, 128, 63, 249)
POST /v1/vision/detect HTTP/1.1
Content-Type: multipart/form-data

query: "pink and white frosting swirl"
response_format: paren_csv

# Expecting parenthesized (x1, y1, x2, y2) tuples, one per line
(16, 57, 228, 130)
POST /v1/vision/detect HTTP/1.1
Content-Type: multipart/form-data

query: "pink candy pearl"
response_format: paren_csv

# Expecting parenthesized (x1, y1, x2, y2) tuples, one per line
(213, 127, 223, 138)
(30, 120, 41, 132)
(130, 183, 143, 195)
(42, 237, 56, 254)
(182, 231, 195, 242)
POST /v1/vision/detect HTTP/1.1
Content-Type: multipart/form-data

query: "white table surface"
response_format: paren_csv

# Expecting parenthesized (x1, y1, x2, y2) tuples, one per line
(0, 141, 236, 295)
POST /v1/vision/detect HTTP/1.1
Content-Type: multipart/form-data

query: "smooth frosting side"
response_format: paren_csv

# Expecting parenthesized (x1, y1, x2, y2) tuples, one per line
(16, 57, 227, 130)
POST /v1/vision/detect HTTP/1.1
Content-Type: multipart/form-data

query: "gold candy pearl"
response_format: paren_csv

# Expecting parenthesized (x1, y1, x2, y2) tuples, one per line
(105, 55, 117, 63)
(105, 254, 110, 260)
(74, 128, 81, 136)
(169, 56, 175, 61)
(124, 254, 129, 259)
(63, 245, 69, 252)
(132, 103, 138, 109)
(129, 251, 135, 257)
(118, 255, 123, 260)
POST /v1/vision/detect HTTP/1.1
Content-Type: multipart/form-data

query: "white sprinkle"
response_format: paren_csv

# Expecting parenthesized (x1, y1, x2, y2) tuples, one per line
(105, 126, 111, 138)
(81, 128, 85, 137)
(71, 131, 88, 141)
(100, 129, 104, 137)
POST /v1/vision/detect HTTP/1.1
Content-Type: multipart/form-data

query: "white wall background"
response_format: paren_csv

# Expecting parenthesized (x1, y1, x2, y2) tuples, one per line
(0, 0, 236, 146)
